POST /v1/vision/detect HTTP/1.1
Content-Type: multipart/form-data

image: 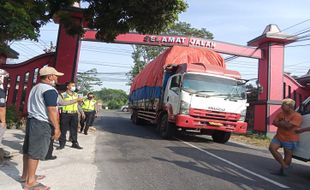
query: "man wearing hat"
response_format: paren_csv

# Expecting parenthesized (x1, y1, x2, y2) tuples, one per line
(21, 66, 63, 190)
(269, 98, 303, 176)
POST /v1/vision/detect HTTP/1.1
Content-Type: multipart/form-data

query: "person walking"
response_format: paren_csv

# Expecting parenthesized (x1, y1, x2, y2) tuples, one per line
(80, 92, 98, 135)
(21, 66, 63, 190)
(57, 81, 82, 149)
(269, 98, 303, 176)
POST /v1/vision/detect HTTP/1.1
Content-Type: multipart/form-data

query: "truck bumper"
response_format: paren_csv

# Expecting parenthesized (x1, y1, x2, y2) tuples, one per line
(175, 114, 247, 134)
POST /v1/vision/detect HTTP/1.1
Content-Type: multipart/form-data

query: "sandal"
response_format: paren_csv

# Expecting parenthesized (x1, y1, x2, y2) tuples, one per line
(23, 182, 50, 190)
(19, 175, 46, 183)
(24, 182, 50, 190)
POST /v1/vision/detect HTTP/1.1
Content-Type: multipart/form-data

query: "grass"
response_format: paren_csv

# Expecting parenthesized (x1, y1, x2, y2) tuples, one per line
(231, 132, 271, 148)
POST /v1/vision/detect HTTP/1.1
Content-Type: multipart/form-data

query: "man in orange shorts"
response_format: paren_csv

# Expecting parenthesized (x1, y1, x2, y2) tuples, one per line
(269, 98, 303, 176)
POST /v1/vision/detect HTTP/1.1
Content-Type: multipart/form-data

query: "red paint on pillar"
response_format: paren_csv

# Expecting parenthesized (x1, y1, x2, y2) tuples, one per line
(254, 105, 267, 132)
(54, 24, 81, 84)
(269, 44, 285, 100)
(248, 24, 297, 133)
(269, 105, 281, 133)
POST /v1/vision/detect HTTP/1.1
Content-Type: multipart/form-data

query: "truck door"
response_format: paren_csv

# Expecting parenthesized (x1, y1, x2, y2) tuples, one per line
(294, 97, 310, 161)
(165, 75, 181, 115)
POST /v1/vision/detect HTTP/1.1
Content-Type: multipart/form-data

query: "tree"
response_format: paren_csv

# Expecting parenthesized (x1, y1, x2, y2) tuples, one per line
(0, 0, 187, 53)
(43, 42, 56, 53)
(0, 0, 75, 53)
(127, 22, 213, 82)
(95, 88, 128, 109)
(77, 68, 102, 94)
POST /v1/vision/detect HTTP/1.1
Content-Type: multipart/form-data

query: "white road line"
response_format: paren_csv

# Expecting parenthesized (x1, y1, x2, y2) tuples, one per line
(175, 138, 290, 189)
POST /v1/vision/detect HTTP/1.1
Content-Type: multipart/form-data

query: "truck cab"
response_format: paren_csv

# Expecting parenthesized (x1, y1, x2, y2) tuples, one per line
(293, 96, 310, 161)
(163, 70, 248, 143)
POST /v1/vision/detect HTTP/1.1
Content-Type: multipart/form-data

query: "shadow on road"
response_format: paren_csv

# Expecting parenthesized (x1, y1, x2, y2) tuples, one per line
(96, 115, 162, 140)
(98, 113, 267, 152)
(154, 146, 310, 190)
(153, 156, 271, 190)
(0, 159, 22, 187)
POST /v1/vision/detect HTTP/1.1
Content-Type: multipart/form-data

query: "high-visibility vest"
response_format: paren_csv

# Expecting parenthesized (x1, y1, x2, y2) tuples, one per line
(61, 92, 78, 112)
(82, 99, 97, 111)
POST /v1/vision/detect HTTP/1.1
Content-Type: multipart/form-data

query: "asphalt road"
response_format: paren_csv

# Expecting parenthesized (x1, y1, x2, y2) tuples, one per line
(94, 111, 310, 190)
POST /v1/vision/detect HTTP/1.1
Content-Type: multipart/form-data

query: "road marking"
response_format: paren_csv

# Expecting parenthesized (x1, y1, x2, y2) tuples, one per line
(175, 138, 290, 189)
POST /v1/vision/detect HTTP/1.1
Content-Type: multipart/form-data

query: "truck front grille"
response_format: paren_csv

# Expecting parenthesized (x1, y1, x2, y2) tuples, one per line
(189, 108, 240, 122)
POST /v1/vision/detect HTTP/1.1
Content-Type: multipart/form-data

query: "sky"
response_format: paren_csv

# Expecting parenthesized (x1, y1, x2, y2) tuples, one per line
(8, 0, 310, 93)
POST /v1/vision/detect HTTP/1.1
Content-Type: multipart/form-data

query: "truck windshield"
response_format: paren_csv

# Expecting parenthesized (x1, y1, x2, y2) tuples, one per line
(182, 74, 246, 100)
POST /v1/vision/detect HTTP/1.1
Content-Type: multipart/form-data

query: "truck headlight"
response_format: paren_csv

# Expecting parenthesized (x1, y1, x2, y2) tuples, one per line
(239, 109, 246, 121)
(180, 100, 190, 115)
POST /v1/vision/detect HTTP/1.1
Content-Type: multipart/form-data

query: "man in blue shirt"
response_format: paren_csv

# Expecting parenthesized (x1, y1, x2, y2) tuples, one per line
(21, 66, 63, 190)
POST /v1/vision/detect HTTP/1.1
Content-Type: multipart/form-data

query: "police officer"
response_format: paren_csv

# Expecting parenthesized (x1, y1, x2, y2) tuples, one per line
(80, 92, 97, 135)
(58, 81, 82, 149)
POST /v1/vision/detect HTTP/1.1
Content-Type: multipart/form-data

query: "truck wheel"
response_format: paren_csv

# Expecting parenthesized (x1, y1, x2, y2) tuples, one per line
(212, 131, 231, 143)
(159, 114, 175, 139)
(132, 111, 142, 125)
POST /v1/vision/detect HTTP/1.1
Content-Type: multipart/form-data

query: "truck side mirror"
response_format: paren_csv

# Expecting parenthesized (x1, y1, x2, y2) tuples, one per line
(171, 87, 180, 94)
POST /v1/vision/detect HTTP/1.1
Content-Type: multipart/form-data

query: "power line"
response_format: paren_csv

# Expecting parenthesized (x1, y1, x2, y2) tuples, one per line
(79, 62, 131, 69)
(15, 43, 41, 54)
(13, 44, 37, 58)
(286, 43, 310, 48)
(81, 48, 132, 56)
(77, 72, 127, 75)
(28, 41, 45, 52)
(82, 46, 132, 53)
(79, 59, 133, 66)
(38, 38, 49, 49)
(292, 27, 310, 36)
(281, 18, 310, 32)
(285, 60, 310, 68)
(79, 60, 133, 66)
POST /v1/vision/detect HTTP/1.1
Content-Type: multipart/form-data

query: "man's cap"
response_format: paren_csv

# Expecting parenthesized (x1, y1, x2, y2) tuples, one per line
(0, 69, 9, 76)
(282, 98, 295, 107)
(39, 66, 64, 76)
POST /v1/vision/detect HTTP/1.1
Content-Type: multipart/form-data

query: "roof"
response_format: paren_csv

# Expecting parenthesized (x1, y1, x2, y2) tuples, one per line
(296, 70, 310, 87)
(0, 44, 19, 59)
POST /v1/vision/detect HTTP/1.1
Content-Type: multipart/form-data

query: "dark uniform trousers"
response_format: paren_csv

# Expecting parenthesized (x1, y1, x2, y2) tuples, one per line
(80, 111, 96, 133)
(59, 113, 78, 147)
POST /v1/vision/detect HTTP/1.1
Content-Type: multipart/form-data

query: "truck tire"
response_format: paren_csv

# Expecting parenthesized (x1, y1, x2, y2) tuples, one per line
(132, 111, 142, 125)
(212, 131, 231, 143)
(159, 114, 175, 139)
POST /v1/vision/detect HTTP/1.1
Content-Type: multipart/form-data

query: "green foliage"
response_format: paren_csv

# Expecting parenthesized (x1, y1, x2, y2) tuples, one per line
(6, 105, 22, 128)
(94, 88, 128, 109)
(127, 22, 214, 83)
(245, 83, 259, 130)
(0, 0, 76, 53)
(77, 68, 102, 95)
(86, 0, 188, 42)
(0, 0, 187, 53)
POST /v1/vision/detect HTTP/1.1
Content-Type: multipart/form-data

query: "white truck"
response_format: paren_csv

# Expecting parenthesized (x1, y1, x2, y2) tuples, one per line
(129, 46, 248, 143)
(293, 96, 310, 161)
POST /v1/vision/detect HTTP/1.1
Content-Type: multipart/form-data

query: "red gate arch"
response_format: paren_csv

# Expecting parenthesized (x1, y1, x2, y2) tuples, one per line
(1, 8, 309, 134)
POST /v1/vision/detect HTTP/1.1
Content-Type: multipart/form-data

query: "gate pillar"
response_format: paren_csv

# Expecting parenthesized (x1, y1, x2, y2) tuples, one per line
(248, 24, 296, 134)
(54, 8, 83, 83)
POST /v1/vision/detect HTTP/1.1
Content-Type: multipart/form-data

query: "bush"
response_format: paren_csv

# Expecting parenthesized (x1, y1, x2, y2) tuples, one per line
(6, 105, 23, 129)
